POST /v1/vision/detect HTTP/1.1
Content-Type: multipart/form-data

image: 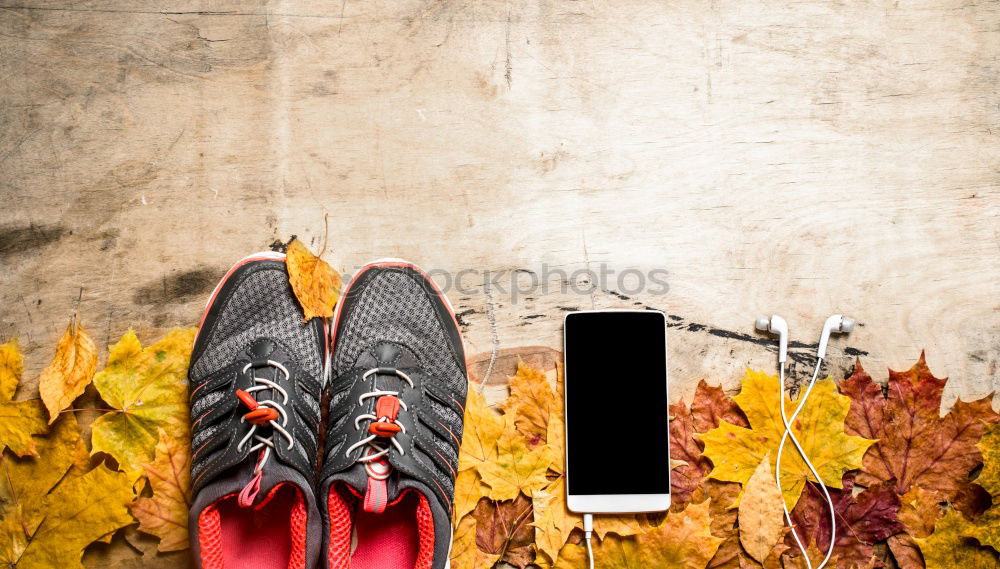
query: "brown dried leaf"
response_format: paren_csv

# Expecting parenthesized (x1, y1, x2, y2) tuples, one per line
(473, 494, 536, 569)
(130, 430, 191, 552)
(739, 456, 786, 564)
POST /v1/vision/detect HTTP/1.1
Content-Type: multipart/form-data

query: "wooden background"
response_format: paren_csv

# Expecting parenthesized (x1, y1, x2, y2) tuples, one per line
(0, 0, 998, 564)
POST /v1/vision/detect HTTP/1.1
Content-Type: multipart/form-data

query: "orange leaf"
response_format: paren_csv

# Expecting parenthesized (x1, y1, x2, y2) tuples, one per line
(39, 319, 98, 424)
(502, 359, 555, 447)
(286, 238, 341, 321)
(130, 429, 191, 552)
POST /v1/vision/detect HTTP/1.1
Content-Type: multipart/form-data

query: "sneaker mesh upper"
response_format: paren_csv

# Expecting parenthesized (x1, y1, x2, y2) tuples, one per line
(191, 268, 322, 381)
(332, 271, 464, 387)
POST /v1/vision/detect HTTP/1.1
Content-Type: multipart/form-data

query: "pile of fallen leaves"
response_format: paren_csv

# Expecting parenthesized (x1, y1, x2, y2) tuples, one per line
(0, 237, 338, 568)
(455, 355, 1000, 569)
(2, 238, 997, 569)
(0, 324, 196, 568)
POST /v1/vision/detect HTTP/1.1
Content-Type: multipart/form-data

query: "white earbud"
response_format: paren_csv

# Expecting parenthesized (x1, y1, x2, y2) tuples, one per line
(755, 314, 788, 363)
(816, 314, 855, 360)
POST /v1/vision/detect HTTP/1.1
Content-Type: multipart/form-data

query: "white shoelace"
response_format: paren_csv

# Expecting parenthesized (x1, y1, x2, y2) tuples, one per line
(344, 368, 413, 474)
(236, 360, 295, 475)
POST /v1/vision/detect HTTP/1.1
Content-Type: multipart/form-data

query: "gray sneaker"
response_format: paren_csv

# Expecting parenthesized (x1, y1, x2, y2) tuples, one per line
(188, 252, 326, 569)
(319, 259, 468, 569)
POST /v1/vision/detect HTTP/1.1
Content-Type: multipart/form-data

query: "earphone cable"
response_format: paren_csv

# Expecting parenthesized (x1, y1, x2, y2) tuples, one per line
(776, 360, 837, 569)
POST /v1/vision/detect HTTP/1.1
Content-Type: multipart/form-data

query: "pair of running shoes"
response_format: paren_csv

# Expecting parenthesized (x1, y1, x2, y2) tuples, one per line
(188, 254, 468, 569)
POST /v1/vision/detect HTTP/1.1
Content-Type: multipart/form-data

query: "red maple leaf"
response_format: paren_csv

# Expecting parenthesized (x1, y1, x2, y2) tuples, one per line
(670, 380, 748, 510)
(787, 472, 904, 569)
(840, 354, 997, 500)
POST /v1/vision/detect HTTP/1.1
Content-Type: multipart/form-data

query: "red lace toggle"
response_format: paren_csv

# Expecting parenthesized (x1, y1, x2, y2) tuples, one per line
(235, 389, 279, 425)
(375, 395, 401, 421)
(368, 395, 402, 437)
(369, 422, 402, 437)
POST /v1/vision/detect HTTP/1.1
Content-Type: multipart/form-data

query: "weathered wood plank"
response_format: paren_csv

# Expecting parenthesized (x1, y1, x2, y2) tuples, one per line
(1, 0, 997, 423)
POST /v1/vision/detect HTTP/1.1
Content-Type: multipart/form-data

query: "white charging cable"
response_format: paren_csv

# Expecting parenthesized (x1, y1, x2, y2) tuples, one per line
(583, 514, 594, 569)
(775, 360, 836, 569)
(758, 314, 852, 569)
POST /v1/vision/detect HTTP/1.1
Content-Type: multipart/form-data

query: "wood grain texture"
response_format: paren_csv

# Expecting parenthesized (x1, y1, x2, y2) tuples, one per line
(0, 1, 997, 560)
(2, 0, 998, 399)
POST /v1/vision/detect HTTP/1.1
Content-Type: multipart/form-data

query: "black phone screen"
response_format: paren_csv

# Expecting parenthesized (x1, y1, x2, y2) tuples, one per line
(564, 311, 670, 495)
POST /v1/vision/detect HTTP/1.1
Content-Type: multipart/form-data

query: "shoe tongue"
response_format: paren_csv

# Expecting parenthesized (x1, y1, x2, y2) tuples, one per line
(341, 342, 424, 513)
(329, 463, 405, 510)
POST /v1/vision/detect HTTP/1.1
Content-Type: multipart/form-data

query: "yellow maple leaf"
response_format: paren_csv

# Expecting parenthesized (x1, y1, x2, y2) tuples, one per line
(39, 319, 98, 424)
(478, 416, 552, 500)
(1, 464, 135, 568)
(976, 423, 1000, 497)
(738, 456, 785, 564)
(532, 481, 581, 564)
(699, 369, 874, 508)
(502, 359, 556, 445)
(452, 468, 489, 525)
(915, 509, 1000, 569)
(0, 339, 46, 457)
(91, 328, 195, 481)
(130, 429, 191, 552)
(956, 424, 1000, 550)
(0, 339, 24, 401)
(0, 413, 86, 536)
(458, 388, 505, 472)
(286, 238, 342, 321)
(450, 514, 501, 569)
(553, 500, 722, 569)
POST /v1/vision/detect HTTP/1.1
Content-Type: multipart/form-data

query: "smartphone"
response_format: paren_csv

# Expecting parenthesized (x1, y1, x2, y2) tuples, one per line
(563, 309, 671, 513)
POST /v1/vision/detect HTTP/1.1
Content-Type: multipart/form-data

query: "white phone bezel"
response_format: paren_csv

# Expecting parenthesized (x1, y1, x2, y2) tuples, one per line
(562, 309, 671, 514)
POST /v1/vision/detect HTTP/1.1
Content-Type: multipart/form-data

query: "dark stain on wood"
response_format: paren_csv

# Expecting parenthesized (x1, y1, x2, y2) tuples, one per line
(132, 266, 224, 305)
(0, 223, 67, 258)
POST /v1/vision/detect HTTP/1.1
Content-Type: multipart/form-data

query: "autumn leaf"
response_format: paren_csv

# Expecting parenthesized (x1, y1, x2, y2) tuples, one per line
(738, 456, 785, 564)
(91, 328, 195, 481)
(842, 355, 997, 500)
(502, 359, 556, 446)
(1, 464, 135, 568)
(473, 494, 536, 568)
(671, 380, 749, 511)
(286, 238, 342, 321)
(787, 472, 903, 569)
(976, 423, 1000, 497)
(453, 468, 489, 525)
(458, 388, 505, 473)
(703, 474, 786, 569)
(0, 339, 47, 458)
(0, 339, 24, 401)
(781, 543, 842, 569)
(38, 318, 98, 424)
(451, 515, 501, 569)
(0, 413, 87, 536)
(579, 499, 723, 569)
(913, 509, 1000, 569)
(130, 429, 191, 552)
(947, 423, 1000, 550)
(896, 486, 942, 539)
(532, 482, 580, 565)
(478, 416, 552, 500)
(700, 369, 874, 508)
